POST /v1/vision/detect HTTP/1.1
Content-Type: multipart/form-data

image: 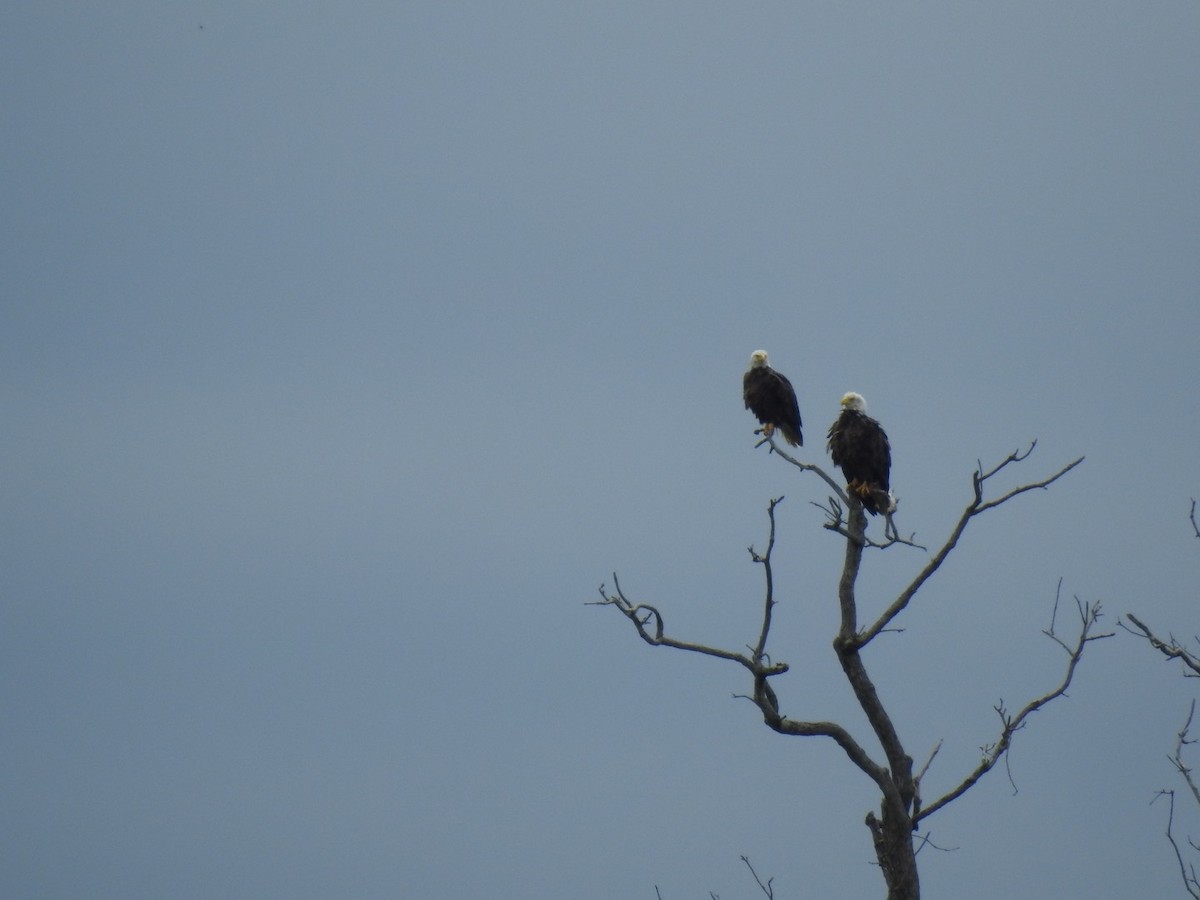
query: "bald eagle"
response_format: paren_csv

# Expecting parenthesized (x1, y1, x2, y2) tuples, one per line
(743, 350, 803, 447)
(827, 392, 893, 515)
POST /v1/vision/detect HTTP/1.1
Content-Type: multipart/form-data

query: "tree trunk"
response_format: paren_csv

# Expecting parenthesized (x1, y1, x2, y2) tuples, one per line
(866, 803, 919, 900)
(843, 500, 920, 899)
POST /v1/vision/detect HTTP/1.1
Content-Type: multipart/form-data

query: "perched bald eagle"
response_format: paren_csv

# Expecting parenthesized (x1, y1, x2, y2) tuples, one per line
(743, 350, 803, 447)
(827, 392, 893, 515)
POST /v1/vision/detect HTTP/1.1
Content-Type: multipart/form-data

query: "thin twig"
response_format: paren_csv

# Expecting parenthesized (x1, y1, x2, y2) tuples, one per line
(590, 575, 763, 668)
(912, 831, 958, 855)
(740, 855, 775, 899)
(766, 431, 925, 551)
(813, 495, 926, 551)
(751, 497, 783, 663)
(1172, 700, 1200, 808)
(1154, 789, 1200, 898)
(911, 739, 943, 823)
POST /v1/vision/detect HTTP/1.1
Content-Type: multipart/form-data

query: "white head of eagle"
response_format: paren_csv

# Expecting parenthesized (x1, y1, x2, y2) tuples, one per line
(840, 391, 867, 414)
(742, 349, 803, 447)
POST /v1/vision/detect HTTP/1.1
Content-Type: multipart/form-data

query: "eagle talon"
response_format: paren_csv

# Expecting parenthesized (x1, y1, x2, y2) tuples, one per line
(843, 478, 871, 499)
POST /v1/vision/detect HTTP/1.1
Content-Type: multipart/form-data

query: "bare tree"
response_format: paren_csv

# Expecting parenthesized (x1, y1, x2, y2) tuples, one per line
(1122, 499, 1200, 896)
(593, 440, 1109, 900)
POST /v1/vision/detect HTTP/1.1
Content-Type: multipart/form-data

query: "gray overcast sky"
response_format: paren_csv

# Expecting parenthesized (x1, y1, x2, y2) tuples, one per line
(3, 3, 1199, 897)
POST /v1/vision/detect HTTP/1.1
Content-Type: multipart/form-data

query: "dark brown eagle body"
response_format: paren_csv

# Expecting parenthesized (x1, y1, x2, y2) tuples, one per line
(743, 350, 803, 447)
(827, 393, 892, 515)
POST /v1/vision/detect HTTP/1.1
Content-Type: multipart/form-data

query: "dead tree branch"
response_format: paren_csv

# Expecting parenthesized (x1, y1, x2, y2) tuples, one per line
(591, 500, 788, 717)
(757, 433, 848, 501)
(914, 589, 1112, 824)
(1158, 701, 1200, 897)
(765, 435, 926, 551)
(1121, 614, 1200, 678)
(1154, 788, 1200, 899)
(590, 572, 776, 670)
(740, 855, 775, 899)
(592, 499, 892, 796)
(855, 443, 1084, 649)
(1124, 500, 1200, 897)
(1171, 701, 1200, 809)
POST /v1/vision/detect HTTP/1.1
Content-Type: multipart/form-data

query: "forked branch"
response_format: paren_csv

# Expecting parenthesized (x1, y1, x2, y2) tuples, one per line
(592, 498, 891, 794)
(591, 573, 767, 669)
(589, 500, 790, 691)
(1124, 500, 1200, 897)
(740, 855, 775, 899)
(1155, 788, 1200, 899)
(914, 587, 1112, 824)
(1121, 614, 1200, 677)
(813, 496, 927, 551)
(1156, 701, 1200, 897)
(765, 435, 923, 551)
(757, 434, 848, 503)
(1170, 700, 1200, 809)
(856, 443, 1084, 648)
